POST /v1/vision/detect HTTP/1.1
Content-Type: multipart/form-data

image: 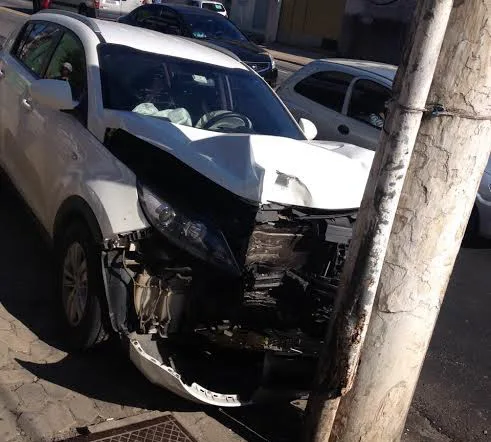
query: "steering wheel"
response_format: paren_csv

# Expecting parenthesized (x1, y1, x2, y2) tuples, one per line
(202, 111, 253, 131)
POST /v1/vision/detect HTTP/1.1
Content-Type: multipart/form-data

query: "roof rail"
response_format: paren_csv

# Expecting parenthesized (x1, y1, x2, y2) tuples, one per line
(36, 10, 106, 43)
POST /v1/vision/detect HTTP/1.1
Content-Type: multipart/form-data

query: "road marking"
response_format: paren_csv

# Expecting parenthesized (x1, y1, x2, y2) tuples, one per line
(0, 6, 29, 16)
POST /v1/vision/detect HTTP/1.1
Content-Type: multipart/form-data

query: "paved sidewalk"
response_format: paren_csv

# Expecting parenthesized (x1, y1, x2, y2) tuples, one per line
(0, 181, 245, 442)
(263, 43, 335, 66)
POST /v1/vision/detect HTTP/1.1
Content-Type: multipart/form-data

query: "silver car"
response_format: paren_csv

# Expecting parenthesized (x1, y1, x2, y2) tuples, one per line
(277, 58, 491, 242)
(276, 59, 396, 151)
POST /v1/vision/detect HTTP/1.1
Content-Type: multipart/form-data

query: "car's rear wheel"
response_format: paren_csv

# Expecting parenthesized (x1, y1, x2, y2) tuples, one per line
(55, 221, 109, 349)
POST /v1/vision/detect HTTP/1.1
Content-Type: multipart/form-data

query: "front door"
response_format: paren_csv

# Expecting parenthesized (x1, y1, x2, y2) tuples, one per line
(0, 21, 62, 219)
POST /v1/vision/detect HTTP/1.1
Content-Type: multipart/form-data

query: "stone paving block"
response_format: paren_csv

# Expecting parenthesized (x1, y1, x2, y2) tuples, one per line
(12, 324, 38, 344)
(38, 379, 71, 400)
(67, 394, 99, 424)
(0, 331, 31, 354)
(0, 341, 10, 368)
(0, 307, 18, 323)
(29, 340, 65, 363)
(0, 317, 12, 331)
(0, 370, 37, 385)
(0, 386, 21, 411)
(18, 401, 75, 441)
(16, 382, 48, 412)
(0, 408, 22, 442)
(94, 400, 135, 420)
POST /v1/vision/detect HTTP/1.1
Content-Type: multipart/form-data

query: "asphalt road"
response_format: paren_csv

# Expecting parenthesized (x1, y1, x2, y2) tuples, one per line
(0, 3, 489, 441)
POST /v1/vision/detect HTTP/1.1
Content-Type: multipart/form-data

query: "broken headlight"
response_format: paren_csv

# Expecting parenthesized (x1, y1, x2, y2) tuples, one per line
(138, 184, 240, 274)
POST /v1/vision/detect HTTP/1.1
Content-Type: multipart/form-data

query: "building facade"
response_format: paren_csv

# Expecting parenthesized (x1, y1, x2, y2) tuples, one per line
(230, 0, 416, 65)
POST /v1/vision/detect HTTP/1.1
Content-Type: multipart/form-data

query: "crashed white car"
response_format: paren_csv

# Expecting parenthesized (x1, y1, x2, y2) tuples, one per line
(0, 11, 373, 406)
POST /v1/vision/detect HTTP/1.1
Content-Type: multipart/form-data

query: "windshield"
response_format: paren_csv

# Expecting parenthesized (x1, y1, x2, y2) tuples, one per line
(202, 2, 225, 11)
(98, 44, 304, 140)
(182, 11, 245, 40)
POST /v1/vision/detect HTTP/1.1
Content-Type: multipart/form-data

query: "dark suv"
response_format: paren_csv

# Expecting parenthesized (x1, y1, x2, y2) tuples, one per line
(118, 4, 278, 87)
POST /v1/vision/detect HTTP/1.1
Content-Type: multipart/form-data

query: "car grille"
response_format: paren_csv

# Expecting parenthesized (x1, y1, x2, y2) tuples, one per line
(246, 61, 271, 73)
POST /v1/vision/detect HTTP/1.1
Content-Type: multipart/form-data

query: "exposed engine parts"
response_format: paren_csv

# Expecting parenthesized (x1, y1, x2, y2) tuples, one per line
(104, 204, 354, 359)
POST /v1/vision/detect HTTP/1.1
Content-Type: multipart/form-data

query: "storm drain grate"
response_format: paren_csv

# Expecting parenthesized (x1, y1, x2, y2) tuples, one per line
(65, 415, 196, 442)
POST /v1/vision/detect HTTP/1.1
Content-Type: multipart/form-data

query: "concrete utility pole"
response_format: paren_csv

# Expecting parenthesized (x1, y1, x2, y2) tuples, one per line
(304, 0, 491, 440)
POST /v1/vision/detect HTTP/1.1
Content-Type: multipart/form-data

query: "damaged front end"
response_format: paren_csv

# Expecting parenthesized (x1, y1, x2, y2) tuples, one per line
(104, 193, 355, 406)
(100, 128, 361, 406)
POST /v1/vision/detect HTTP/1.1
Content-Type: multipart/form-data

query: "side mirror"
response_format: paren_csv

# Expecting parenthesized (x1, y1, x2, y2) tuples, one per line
(30, 79, 77, 111)
(299, 118, 318, 140)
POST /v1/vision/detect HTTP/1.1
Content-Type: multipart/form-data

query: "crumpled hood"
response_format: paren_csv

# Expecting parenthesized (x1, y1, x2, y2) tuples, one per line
(105, 111, 374, 210)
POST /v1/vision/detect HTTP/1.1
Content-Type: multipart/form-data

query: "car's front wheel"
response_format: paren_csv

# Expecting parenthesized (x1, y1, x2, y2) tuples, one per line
(55, 221, 109, 349)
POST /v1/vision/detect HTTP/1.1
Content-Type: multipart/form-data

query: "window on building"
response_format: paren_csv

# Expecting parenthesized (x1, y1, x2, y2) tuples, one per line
(347, 79, 391, 129)
(294, 70, 353, 113)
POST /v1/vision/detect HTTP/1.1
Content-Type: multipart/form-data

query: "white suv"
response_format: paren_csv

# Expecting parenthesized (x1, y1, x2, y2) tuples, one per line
(0, 11, 373, 406)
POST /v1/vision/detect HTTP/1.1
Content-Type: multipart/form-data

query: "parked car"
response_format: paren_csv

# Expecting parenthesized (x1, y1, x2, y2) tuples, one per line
(277, 59, 490, 243)
(118, 4, 278, 87)
(276, 59, 396, 150)
(44, 0, 145, 20)
(187, 0, 227, 17)
(0, 10, 373, 406)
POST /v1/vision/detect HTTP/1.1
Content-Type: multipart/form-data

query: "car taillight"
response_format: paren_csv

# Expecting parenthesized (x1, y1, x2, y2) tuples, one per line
(94, 0, 100, 9)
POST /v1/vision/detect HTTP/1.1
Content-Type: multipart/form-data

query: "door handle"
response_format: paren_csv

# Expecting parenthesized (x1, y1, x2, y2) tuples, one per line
(338, 124, 350, 135)
(21, 97, 32, 111)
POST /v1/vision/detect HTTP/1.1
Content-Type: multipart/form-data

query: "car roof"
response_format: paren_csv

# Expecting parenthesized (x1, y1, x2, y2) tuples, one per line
(34, 12, 245, 70)
(314, 59, 397, 82)
(160, 3, 225, 17)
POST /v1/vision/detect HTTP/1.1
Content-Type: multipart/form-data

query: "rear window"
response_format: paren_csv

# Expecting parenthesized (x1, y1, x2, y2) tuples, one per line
(182, 11, 244, 40)
(202, 2, 225, 11)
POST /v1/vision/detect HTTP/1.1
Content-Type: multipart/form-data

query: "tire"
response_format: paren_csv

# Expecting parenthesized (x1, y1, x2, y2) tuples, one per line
(55, 220, 109, 349)
(78, 4, 88, 15)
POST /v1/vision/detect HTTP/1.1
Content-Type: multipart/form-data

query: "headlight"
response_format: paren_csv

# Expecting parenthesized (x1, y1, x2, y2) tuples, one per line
(138, 184, 239, 274)
(269, 53, 276, 70)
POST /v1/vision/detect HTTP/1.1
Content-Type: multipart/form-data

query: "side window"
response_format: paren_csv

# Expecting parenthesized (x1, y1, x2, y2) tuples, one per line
(144, 10, 184, 35)
(45, 31, 87, 102)
(134, 6, 157, 23)
(16, 23, 62, 76)
(347, 79, 391, 130)
(294, 71, 353, 113)
(10, 23, 34, 57)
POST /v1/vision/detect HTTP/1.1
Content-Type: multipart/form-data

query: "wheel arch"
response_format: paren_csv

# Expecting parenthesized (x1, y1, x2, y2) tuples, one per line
(53, 195, 104, 246)
(53, 195, 129, 334)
